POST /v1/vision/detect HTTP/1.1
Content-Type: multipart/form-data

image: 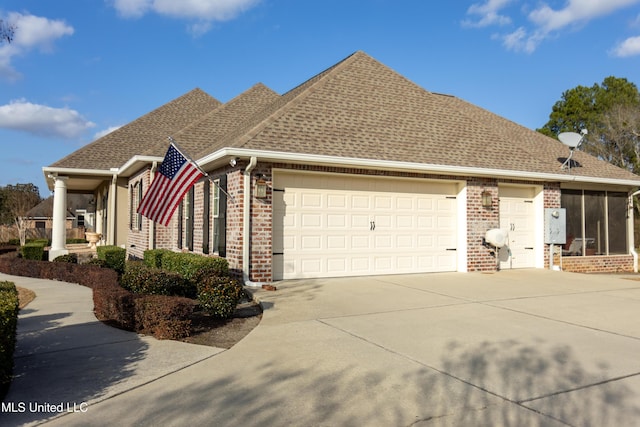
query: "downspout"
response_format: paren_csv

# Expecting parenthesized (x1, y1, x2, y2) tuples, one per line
(243, 157, 263, 287)
(109, 174, 118, 245)
(148, 161, 157, 250)
(630, 190, 639, 273)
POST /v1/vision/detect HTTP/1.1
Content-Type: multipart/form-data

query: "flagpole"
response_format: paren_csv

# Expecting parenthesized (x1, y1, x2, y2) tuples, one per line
(168, 136, 236, 203)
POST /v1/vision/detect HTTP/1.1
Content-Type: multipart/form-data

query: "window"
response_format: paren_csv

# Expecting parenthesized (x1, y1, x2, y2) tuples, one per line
(185, 187, 195, 251)
(35, 221, 46, 229)
(203, 177, 226, 256)
(130, 181, 143, 231)
(561, 190, 628, 256)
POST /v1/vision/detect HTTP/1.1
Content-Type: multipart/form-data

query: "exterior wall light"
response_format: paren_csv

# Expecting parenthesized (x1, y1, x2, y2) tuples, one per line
(481, 190, 493, 208)
(255, 175, 268, 198)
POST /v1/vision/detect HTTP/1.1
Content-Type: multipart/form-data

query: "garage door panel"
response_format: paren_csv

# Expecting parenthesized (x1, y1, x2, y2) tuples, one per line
(351, 195, 370, 209)
(273, 172, 459, 279)
(396, 235, 413, 248)
(327, 194, 346, 208)
(301, 214, 321, 227)
(327, 214, 346, 228)
(327, 235, 346, 249)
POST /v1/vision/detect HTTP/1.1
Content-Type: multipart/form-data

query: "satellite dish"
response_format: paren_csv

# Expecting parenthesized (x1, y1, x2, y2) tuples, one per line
(558, 132, 583, 149)
(559, 130, 587, 170)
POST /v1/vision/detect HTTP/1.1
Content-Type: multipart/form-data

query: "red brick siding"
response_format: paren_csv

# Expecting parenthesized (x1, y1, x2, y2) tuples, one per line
(466, 178, 499, 272)
(127, 160, 632, 282)
(560, 255, 634, 273)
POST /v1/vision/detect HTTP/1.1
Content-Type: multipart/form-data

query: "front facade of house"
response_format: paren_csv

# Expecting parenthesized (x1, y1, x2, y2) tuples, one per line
(43, 52, 640, 283)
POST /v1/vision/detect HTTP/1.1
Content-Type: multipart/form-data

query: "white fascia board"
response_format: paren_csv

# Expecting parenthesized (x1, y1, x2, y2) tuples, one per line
(42, 166, 115, 178)
(198, 148, 640, 187)
(118, 155, 164, 177)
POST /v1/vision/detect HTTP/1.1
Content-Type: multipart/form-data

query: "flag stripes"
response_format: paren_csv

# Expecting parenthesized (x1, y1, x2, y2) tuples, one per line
(137, 143, 204, 226)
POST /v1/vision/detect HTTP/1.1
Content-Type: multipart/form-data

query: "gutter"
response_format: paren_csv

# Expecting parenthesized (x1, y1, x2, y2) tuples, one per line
(631, 190, 640, 273)
(198, 148, 640, 188)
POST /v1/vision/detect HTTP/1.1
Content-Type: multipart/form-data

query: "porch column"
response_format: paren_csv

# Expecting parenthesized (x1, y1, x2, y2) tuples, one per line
(49, 176, 69, 260)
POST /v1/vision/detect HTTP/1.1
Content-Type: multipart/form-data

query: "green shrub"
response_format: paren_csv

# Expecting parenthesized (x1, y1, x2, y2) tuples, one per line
(161, 252, 229, 282)
(143, 249, 171, 269)
(26, 238, 49, 246)
(97, 246, 126, 275)
(53, 253, 78, 263)
(0, 281, 18, 398)
(197, 276, 243, 319)
(21, 243, 45, 261)
(121, 261, 194, 298)
(134, 295, 193, 340)
(7, 239, 20, 246)
(83, 258, 108, 268)
(66, 238, 88, 244)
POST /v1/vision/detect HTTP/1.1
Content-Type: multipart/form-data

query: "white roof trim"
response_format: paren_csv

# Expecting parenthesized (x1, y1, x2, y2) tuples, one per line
(198, 148, 640, 187)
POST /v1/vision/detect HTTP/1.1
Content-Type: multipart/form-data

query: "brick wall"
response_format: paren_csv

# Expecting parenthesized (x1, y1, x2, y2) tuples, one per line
(126, 160, 633, 282)
(559, 255, 634, 273)
(225, 167, 245, 277)
(249, 164, 273, 283)
(466, 178, 499, 272)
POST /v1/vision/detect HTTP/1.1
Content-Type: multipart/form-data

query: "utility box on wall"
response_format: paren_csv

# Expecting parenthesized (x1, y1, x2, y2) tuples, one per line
(545, 208, 566, 245)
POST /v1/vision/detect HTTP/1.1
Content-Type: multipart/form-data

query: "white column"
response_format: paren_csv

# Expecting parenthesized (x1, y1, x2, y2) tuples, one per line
(49, 176, 69, 260)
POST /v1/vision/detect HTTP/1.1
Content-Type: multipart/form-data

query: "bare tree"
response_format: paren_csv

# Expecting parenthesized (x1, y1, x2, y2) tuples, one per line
(0, 184, 42, 246)
(586, 104, 640, 174)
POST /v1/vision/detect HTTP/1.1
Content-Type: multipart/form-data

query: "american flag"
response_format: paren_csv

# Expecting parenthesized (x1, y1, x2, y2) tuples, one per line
(137, 142, 204, 226)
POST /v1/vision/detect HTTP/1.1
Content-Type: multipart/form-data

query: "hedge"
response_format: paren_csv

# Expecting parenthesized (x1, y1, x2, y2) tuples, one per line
(159, 251, 229, 282)
(96, 246, 126, 275)
(0, 254, 119, 290)
(121, 261, 195, 298)
(134, 295, 193, 340)
(21, 242, 46, 261)
(143, 249, 171, 269)
(0, 281, 18, 399)
(197, 276, 244, 319)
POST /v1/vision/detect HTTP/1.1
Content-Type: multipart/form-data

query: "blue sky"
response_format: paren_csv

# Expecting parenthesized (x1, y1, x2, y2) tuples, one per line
(1, 0, 640, 197)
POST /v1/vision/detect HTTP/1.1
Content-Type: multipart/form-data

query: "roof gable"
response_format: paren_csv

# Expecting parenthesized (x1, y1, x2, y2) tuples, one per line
(173, 83, 280, 160)
(50, 88, 221, 170)
(216, 51, 639, 183)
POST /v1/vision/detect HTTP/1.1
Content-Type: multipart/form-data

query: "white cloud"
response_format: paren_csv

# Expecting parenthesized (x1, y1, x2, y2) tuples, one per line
(611, 35, 640, 56)
(110, 0, 261, 34)
(463, 0, 513, 28)
(0, 99, 95, 139)
(0, 12, 73, 80)
(464, 0, 640, 54)
(94, 125, 123, 139)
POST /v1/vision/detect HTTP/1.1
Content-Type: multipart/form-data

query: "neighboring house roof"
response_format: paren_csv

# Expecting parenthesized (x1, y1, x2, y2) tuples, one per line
(47, 51, 640, 185)
(25, 194, 93, 219)
(50, 88, 221, 170)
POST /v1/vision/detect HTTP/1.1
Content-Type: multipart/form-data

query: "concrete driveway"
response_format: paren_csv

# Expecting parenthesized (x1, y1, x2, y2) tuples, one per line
(6, 270, 640, 426)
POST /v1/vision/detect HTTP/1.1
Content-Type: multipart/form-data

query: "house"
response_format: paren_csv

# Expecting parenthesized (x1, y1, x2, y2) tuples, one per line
(24, 194, 95, 240)
(43, 51, 640, 283)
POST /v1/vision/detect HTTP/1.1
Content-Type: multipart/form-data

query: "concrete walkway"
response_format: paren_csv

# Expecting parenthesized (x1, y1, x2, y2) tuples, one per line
(2, 270, 640, 426)
(0, 273, 223, 427)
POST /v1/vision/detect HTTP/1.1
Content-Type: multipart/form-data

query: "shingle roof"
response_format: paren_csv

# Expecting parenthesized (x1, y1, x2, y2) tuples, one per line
(223, 51, 640, 182)
(26, 194, 93, 218)
(49, 52, 640, 184)
(50, 88, 221, 170)
(173, 83, 280, 160)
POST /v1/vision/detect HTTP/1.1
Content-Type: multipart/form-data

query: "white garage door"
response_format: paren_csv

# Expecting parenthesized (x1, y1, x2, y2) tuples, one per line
(272, 171, 459, 280)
